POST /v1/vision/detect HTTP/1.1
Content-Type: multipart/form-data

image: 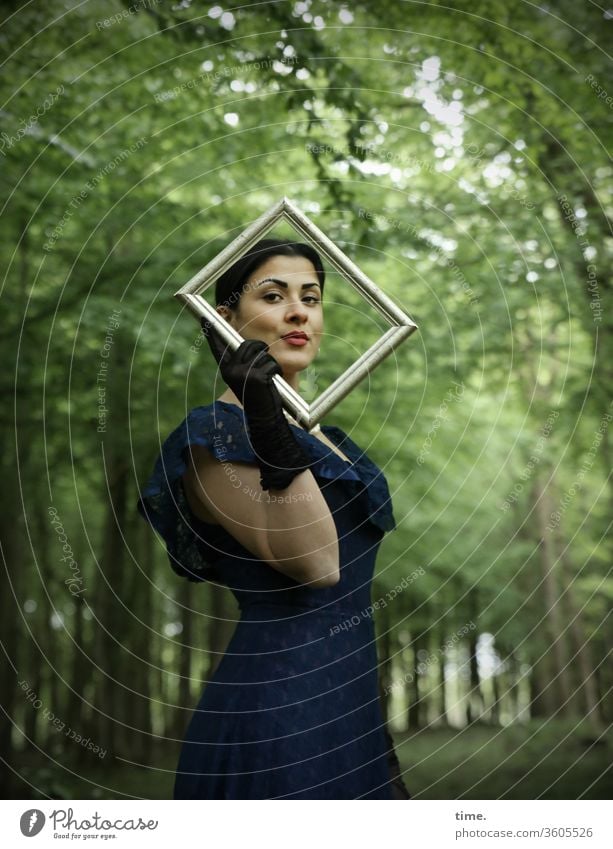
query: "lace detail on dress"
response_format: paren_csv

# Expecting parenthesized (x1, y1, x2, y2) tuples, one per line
(137, 474, 225, 583)
(137, 401, 396, 582)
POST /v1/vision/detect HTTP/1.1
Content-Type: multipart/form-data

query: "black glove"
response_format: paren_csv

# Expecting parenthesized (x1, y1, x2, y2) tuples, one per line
(202, 318, 313, 491)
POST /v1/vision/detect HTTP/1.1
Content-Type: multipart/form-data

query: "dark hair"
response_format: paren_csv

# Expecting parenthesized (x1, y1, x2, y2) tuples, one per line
(215, 238, 325, 310)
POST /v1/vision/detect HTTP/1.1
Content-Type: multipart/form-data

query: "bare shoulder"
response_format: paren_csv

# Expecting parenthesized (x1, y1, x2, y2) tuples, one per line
(182, 442, 276, 561)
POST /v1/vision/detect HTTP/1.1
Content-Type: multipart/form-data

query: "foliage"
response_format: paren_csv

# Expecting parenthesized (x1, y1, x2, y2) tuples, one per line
(1, 0, 610, 798)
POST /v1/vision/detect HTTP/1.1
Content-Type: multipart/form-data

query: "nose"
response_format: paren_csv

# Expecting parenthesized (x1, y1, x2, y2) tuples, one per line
(284, 297, 309, 324)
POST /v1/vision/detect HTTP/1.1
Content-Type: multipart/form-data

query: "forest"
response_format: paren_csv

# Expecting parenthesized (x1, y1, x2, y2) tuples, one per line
(0, 0, 611, 799)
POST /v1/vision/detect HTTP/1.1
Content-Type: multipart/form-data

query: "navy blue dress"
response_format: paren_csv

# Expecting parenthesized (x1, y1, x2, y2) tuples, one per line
(137, 400, 398, 799)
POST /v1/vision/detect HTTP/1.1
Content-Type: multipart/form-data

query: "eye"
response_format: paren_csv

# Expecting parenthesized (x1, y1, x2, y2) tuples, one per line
(262, 292, 282, 302)
(303, 296, 321, 304)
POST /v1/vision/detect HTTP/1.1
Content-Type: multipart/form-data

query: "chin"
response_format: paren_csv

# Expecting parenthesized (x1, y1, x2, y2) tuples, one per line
(270, 342, 307, 358)
(279, 348, 313, 363)
(278, 365, 312, 379)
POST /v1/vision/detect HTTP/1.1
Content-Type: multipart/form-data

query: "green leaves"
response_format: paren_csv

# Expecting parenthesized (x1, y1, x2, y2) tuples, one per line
(2, 0, 610, 739)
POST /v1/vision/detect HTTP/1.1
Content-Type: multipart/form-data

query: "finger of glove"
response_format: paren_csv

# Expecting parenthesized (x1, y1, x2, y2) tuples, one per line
(201, 318, 233, 367)
(234, 342, 282, 377)
(256, 358, 283, 379)
(238, 343, 283, 379)
(234, 339, 270, 366)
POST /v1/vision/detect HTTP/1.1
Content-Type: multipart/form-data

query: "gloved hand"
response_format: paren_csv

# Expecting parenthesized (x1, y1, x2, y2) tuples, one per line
(201, 318, 312, 491)
(202, 317, 283, 415)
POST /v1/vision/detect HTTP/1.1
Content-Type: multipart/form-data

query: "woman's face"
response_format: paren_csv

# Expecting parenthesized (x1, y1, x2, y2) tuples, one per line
(217, 254, 323, 385)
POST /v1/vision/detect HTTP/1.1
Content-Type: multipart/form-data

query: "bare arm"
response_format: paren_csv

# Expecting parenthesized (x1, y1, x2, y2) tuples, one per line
(183, 444, 340, 588)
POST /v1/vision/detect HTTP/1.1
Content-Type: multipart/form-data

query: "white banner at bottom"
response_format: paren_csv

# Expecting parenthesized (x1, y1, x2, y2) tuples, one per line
(0, 800, 609, 849)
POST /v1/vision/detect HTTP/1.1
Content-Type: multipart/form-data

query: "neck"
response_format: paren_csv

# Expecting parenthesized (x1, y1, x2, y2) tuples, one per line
(283, 371, 300, 391)
(217, 382, 320, 432)
(218, 372, 300, 405)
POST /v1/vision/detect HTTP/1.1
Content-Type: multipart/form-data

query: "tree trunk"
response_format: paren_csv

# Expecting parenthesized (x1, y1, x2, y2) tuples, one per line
(0, 439, 25, 796)
(529, 651, 558, 717)
(557, 542, 606, 738)
(491, 671, 501, 726)
(466, 591, 484, 725)
(532, 474, 576, 714)
(173, 580, 194, 739)
(407, 632, 423, 729)
(507, 649, 521, 722)
(377, 599, 393, 725)
(129, 517, 154, 763)
(437, 633, 448, 726)
(466, 634, 483, 724)
(92, 336, 131, 758)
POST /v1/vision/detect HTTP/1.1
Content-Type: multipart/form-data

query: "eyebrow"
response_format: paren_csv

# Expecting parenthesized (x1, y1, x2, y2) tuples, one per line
(254, 277, 321, 290)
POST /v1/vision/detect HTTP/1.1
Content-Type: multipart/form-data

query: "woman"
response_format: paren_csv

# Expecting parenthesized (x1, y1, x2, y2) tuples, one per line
(138, 238, 410, 799)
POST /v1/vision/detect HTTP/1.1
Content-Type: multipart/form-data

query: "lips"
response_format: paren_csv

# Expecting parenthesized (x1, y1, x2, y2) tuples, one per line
(281, 331, 309, 347)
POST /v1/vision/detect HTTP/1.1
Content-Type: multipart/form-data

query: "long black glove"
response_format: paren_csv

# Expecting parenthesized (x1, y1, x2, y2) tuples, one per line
(201, 319, 312, 491)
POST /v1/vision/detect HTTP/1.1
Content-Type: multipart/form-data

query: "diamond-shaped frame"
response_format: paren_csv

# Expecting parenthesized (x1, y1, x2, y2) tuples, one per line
(174, 197, 418, 431)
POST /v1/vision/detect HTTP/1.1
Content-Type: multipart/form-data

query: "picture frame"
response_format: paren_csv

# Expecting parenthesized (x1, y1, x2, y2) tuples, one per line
(174, 197, 418, 431)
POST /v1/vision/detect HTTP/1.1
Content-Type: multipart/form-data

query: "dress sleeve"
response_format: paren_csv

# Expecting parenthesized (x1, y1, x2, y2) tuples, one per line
(136, 403, 258, 583)
(137, 402, 396, 582)
(314, 425, 397, 534)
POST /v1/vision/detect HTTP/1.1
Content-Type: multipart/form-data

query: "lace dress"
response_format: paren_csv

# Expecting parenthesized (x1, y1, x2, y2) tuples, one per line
(137, 400, 405, 799)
